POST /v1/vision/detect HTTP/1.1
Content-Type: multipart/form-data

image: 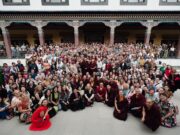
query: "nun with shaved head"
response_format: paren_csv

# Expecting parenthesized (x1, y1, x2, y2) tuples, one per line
(141, 98, 161, 131)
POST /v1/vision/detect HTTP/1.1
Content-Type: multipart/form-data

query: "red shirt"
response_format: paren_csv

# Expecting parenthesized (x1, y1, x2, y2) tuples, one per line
(96, 86, 107, 98)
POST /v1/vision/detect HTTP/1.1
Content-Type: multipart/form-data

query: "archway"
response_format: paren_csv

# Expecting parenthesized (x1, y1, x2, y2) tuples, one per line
(43, 22, 74, 44)
(115, 22, 147, 44)
(79, 22, 110, 44)
(152, 22, 180, 57)
(7, 22, 37, 46)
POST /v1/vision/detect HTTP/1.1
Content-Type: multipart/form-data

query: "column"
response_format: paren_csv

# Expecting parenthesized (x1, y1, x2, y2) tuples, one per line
(1, 27, 12, 58)
(66, 21, 85, 46)
(30, 21, 47, 46)
(144, 26, 152, 45)
(74, 26, 79, 46)
(110, 26, 115, 45)
(141, 20, 160, 45)
(177, 35, 180, 58)
(37, 26, 45, 46)
(104, 20, 123, 45)
(177, 22, 180, 58)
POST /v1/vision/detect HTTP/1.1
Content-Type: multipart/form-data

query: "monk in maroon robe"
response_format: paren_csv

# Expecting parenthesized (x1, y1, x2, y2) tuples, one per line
(141, 99, 161, 131)
(105, 85, 117, 107)
(129, 88, 146, 118)
(109, 79, 118, 91)
(85, 60, 91, 75)
(79, 59, 86, 75)
(95, 82, 107, 102)
(114, 90, 129, 121)
(90, 59, 97, 75)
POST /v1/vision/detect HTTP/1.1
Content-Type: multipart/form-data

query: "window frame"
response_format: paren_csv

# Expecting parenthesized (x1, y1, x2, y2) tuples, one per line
(42, 0, 69, 6)
(2, 0, 30, 6)
(81, 0, 108, 5)
(159, 0, 180, 5)
(120, 0, 147, 5)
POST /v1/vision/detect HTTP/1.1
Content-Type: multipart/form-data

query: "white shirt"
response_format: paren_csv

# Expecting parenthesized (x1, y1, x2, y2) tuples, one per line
(37, 63, 43, 71)
(170, 47, 175, 51)
(97, 61, 103, 69)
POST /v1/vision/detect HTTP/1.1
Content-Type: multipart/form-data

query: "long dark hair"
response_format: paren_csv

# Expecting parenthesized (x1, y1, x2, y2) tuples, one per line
(0, 97, 5, 106)
(41, 99, 48, 106)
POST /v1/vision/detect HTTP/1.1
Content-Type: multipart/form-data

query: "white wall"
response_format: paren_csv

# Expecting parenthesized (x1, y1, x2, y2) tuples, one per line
(156, 59, 180, 67)
(0, 0, 180, 12)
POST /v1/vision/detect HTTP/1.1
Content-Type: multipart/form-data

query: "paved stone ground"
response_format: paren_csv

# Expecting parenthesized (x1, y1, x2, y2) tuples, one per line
(0, 90, 180, 135)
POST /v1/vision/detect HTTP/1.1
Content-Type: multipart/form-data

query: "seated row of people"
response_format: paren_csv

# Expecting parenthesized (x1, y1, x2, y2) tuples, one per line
(0, 81, 178, 132)
(113, 88, 178, 131)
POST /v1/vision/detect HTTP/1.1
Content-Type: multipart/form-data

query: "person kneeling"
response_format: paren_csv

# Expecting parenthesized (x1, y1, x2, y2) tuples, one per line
(141, 99, 161, 131)
(29, 99, 51, 131)
(18, 93, 32, 124)
(129, 88, 146, 118)
(113, 90, 129, 121)
(105, 85, 117, 107)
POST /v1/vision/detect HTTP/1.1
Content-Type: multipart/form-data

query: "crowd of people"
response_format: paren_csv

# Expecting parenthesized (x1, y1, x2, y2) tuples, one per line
(0, 43, 180, 132)
(158, 44, 177, 58)
(0, 42, 178, 58)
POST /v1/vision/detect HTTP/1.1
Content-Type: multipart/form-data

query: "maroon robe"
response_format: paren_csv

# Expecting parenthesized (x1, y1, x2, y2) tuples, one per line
(129, 94, 146, 118)
(105, 89, 117, 107)
(106, 63, 112, 72)
(95, 86, 107, 102)
(90, 62, 97, 75)
(114, 97, 129, 121)
(85, 61, 91, 74)
(80, 60, 89, 75)
(109, 81, 118, 91)
(143, 103, 161, 131)
(69, 92, 85, 111)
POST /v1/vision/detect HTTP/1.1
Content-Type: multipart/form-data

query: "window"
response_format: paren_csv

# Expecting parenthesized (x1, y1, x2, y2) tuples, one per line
(3, 0, 30, 5)
(160, 0, 180, 5)
(81, 0, 108, 5)
(120, 0, 147, 5)
(42, 0, 69, 5)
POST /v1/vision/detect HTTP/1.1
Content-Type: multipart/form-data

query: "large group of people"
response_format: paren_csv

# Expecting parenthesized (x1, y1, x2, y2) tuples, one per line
(0, 43, 180, 132)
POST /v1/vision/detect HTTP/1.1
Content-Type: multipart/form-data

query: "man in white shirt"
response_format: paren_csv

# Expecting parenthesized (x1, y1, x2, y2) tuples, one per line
(97, 59, 103, 71)
(169, 45, 175, 58)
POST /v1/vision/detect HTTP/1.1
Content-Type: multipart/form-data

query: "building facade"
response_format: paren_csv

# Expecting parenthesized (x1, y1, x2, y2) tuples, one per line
(0, 0, 180, 58)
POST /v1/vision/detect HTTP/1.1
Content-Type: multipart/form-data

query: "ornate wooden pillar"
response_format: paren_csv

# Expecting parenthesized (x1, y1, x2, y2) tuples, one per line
(110, 26, 115, 45)
(145, 26, 152, 45)
(66, 21, 85, 46)
(141, 20, 160, 45)
(74, 25, 79, 46)
(0, 21, 12, 58)
(37, 26, 44, 46)
(177, 34, 180, 58)
(104, 20, 123, 45)
(30, 21, 48, 46)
